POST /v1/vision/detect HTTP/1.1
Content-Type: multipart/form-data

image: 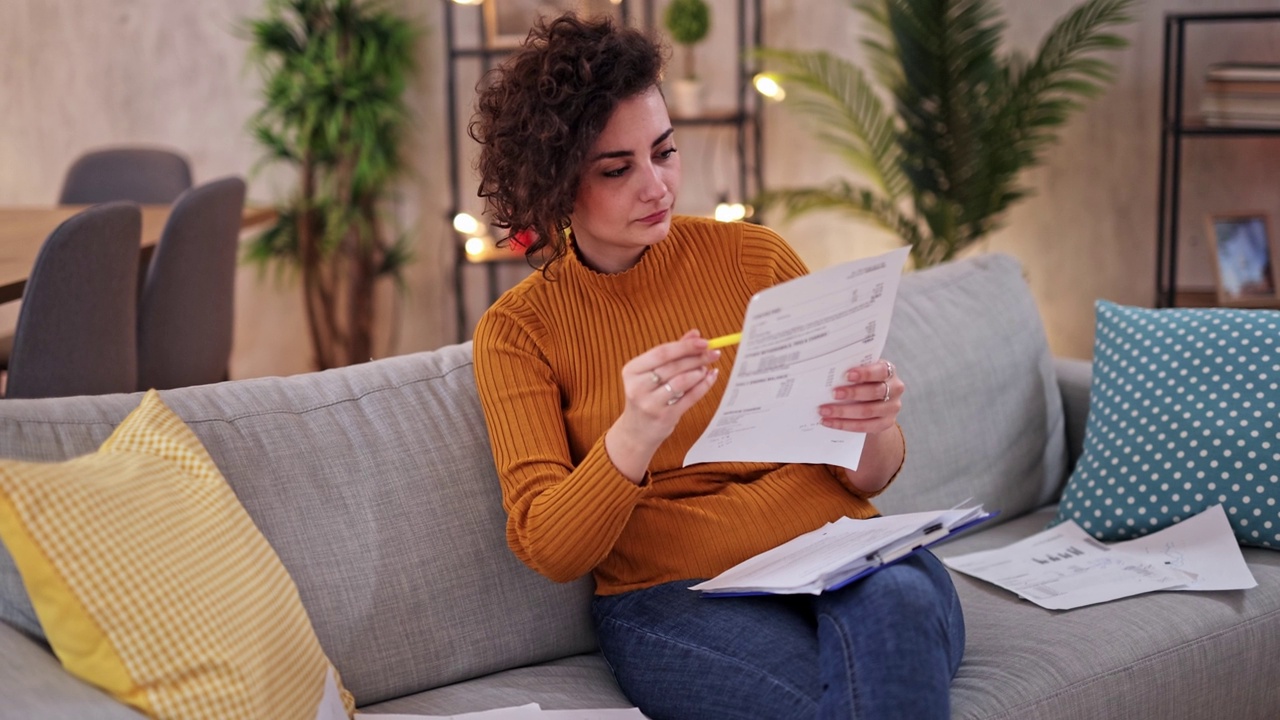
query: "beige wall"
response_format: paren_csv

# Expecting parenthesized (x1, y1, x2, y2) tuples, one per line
(0, 0, 450, 378)
(2, 0, 1277, 377)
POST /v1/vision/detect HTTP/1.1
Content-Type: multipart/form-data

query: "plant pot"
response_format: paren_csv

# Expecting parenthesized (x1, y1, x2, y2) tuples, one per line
(670, 78, 704, 118)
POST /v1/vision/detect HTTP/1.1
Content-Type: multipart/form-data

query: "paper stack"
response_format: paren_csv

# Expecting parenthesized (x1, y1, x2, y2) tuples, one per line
(1201, 63, 1280, 127)
(690, 506, 991, 596)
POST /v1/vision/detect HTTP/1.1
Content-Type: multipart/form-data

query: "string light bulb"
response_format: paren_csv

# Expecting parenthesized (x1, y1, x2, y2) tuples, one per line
(714, 202, 750, 222)
(464, 236, 489, 259)
(452, 212, 480, 235)
(450, 0, 483, 6)
(752, 73, 786, 101)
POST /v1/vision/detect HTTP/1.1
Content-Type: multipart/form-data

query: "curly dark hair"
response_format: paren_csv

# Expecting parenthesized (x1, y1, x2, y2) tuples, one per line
(468, 13, 666, 269)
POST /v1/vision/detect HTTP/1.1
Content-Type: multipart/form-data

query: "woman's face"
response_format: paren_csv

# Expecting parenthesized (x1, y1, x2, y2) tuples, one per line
(570, 86, 681, 273)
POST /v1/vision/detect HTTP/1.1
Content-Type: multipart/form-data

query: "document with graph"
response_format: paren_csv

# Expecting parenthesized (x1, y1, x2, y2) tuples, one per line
(683, 246, 911, 468)
(942, 505, 1255, 610)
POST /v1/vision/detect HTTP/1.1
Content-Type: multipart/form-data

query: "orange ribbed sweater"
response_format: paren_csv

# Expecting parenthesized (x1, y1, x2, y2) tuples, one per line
(473, 216, 884, 595)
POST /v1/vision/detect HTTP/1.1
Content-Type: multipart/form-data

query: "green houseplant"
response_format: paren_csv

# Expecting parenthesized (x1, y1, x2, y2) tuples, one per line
(757, 0, 1136, 268)
(664, 0, 711, 116)
(245, 0, 417, 370)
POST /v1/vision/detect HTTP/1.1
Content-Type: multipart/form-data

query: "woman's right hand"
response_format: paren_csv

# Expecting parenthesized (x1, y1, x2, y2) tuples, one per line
(605, 330, 722, 482)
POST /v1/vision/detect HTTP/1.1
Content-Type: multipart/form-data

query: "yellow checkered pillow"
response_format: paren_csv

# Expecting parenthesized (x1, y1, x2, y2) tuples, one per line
(0, 390, 355, 719)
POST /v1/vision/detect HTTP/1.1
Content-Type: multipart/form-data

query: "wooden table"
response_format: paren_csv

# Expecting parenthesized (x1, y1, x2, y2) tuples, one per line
(0, 205, 276, 304)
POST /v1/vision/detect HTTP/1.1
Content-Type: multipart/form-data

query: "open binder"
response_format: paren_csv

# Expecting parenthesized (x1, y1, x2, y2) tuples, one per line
(691, 505, 994, 597)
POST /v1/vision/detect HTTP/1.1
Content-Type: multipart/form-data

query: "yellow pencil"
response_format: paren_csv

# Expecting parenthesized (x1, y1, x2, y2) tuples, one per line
(707, 332, 742, 350)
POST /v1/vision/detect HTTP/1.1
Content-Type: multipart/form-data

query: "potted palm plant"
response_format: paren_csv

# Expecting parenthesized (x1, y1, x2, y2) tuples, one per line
(244, 0, 418, 370)
(664, 0, 712, 117)
(756, 0, 1136, 268)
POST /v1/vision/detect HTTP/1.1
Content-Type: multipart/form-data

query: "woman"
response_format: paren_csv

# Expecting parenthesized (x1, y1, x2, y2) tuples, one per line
(469, 14, 964, 719)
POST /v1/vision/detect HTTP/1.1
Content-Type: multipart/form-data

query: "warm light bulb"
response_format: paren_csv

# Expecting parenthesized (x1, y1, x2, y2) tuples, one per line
(464, 236, 488, 258)
(714, 203, 748, 222)
(753, 73, 786, 101)
(451, 0, 484, 5)
(453, 212, 480, 235)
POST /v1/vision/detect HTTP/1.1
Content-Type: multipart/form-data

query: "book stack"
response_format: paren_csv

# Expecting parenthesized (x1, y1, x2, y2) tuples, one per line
(1202, 63, 1280, 128)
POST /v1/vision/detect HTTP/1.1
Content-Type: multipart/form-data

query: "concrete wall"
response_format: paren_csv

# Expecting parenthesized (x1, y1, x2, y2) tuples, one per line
(2, 0, 1278, 377)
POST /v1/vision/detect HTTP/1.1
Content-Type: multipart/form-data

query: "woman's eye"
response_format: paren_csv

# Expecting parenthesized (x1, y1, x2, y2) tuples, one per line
(603, 166, 628, 178)
(659, 146, 678, 159)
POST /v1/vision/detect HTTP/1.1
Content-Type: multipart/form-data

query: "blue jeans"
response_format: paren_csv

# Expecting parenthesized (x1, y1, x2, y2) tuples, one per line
(591, 551, 964, 720)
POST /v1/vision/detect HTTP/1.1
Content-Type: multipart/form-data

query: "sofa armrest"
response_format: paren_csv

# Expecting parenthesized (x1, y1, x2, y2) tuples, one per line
(0, 621, 143, 719)
(1054, 357, 1093, 473)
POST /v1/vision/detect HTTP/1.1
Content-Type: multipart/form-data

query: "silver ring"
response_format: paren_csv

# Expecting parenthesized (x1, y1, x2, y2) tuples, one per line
(663, 383, 677, 396)
(881, 381, 891, 402)
(885, 360, 895, 379)
(666, 395, 682, 406)
(649, 371, 663, 385)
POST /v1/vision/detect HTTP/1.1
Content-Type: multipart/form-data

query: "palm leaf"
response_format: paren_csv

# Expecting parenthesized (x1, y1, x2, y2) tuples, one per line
(999, 0, 1134, 171)
(758, 0, 1133, 266)
(757, 182, 924, 250)
(756, 48, 908, 199)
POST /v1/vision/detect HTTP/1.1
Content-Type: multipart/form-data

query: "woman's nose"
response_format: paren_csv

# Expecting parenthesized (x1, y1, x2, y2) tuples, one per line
(637, 163, 667, 201)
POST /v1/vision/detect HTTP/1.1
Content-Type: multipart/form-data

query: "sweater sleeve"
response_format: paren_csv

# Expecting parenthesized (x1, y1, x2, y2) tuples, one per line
(473, 303, 645, 583)
(738, 222, 811, 291)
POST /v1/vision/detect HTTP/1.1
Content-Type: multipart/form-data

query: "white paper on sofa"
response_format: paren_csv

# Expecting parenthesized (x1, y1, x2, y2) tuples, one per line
(683, 246, 911, 469)
(357, 704, 647, 719)
(942, 504, 1256, 610)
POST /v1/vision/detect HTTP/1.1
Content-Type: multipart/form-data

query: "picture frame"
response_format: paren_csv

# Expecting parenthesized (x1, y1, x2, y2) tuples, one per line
(483, 0, 620, 50)
(1206, 212, 1280, 307)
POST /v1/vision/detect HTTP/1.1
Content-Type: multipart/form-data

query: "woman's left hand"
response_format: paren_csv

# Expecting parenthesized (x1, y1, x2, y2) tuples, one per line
(819, 359, 902, 434)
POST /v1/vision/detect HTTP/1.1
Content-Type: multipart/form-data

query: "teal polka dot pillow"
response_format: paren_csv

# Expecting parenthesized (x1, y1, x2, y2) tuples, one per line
(1053, 300, 1280, 548)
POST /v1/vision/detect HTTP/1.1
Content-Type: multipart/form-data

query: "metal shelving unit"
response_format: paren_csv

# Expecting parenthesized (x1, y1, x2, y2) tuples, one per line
(1156, 10, 1280, 308)
(443, 0, 763, 341)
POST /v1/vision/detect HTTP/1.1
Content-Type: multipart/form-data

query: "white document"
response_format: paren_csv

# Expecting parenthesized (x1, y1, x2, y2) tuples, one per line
(690, 505, 988, 596)
(1113, 504, 1257, 592)
(943, 522, 1186, 610)
(357, 705, 541, 720)
(943, 505, 1256, 610)
(358, 706, 647, 719)
(535, 707, 645, 712)
(683, 246, 912, 469)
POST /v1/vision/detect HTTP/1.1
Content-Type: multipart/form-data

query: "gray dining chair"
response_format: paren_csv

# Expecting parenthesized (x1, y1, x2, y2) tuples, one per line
(136, 176, 246, 390)
(59, 147, 193, 205)
(4, 202, 142, 399)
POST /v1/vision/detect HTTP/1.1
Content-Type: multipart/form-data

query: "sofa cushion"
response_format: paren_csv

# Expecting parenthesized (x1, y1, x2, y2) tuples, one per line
(0, 390, 353, 719)
(0, 343, 597, 706)
(358, 654, 631, 715)
(1053, 301, 1280, 546)
(936, 507, 1280, 718)
(874, 253, 1068, 522)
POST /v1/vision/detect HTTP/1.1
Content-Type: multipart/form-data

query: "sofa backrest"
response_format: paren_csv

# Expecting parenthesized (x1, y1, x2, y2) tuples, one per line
(0, 252, 1069, 706)
(0, 343, 597, 706)
(874, 253, 1069, 519)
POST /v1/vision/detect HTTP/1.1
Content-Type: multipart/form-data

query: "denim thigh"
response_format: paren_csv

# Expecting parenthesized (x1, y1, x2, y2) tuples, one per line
(593, 580, 820, 720)
(591, 551, 965, 720)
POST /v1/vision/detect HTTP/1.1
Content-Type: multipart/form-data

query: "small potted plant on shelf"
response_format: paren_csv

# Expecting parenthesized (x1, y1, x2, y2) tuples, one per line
(664, 0, 711, 117)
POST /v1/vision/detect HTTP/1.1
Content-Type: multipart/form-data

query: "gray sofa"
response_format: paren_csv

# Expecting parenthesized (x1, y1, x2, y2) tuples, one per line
(1, 253, 1277, 719)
